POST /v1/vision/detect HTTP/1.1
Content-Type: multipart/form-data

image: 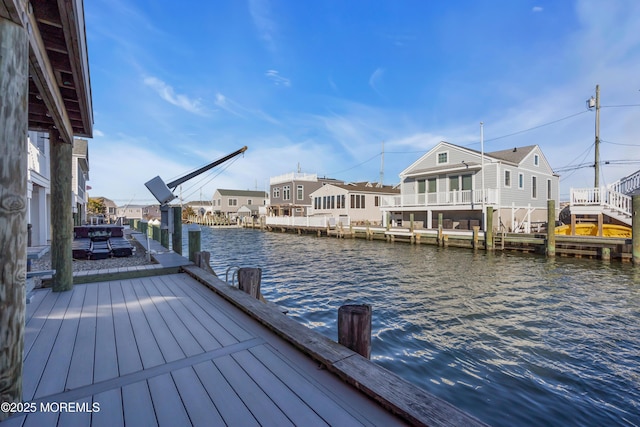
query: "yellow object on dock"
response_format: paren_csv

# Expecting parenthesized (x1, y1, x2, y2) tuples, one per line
(555, 223, 632, 238)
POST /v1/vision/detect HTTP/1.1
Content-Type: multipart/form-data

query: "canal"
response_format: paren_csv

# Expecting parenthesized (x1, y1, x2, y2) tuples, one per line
(186, 226, 640, 427)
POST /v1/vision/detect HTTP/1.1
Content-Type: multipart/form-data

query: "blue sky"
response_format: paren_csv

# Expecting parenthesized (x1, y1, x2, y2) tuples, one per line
(84, 0, 640, 204)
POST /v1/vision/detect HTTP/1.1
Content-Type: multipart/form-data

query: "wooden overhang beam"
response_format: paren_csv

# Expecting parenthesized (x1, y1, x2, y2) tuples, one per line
(0, 0, 93, 141)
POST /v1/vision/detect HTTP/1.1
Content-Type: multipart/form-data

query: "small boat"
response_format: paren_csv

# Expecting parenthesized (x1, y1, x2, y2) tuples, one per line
(555, 223, 632, 238)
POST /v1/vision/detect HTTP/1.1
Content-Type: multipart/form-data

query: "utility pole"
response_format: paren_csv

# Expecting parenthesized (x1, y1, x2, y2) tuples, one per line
(588, 85, 601, 188)
(379, 141, 384, 187)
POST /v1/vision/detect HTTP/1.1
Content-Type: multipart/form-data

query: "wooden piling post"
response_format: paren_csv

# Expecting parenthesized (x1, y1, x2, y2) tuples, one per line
(0, 16, 29, 415)
(633, 195, 640, 265)
(188, 226, 201, 262)
(601, 247, 611, 262)
(160, 228, 169, 249)
(547, 199, 556, 257)
(485, 206, 494, 251)
(472, 226, 479, 250)
(409, 213, 414, 232)
(438, 213, 443, 247)
(338, 304, 372, 359)
(50, 129, 74, 292)
(172, 206, 183, 255)
(238, 267, 262, 299)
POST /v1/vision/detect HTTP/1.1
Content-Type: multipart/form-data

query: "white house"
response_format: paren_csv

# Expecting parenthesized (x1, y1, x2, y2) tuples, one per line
(309, 182, 400, 226)
(381, 141, 560, 232)
(27, 131, 51, 246)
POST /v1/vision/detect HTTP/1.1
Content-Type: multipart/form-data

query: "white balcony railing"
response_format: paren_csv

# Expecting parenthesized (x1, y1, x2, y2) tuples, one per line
(381, 188, 499, 208)
(570, 186, 632, 218)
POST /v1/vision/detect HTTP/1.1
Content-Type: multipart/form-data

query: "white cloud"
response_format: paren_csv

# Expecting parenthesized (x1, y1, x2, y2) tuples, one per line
(143, 76, 206, 115)
(369, 67, 385, 95)
(532, 6, 543, 13)
(249, 0, 278, 52)
(265, 70, 291, 87)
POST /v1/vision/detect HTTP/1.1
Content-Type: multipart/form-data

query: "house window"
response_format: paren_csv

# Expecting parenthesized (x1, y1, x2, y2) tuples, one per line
(228, 198, 238, 206)
(534, 154, 539, 166)
(437, 152, 448, 164)
(461, 175, 472, 191)
(351, 194, 365, 209)
(322, 196, 327, 209)
(273, 187, 280, 198)
(504, 170, 511, 187)
(331, 196, 335, 209)
(375, 196, 380, 207)
(547, 179, 552, 200)
(449, 176, 459, 191)
(518, 173, 524, 189)
(418, 180, 426, 194)
(428, 178, 437, 193)
(218, 199, 221, 206)
(247, 199, 252, 205)
(532, 176, 537, 199)
(297, 185, 304, 201)
(283, 185, 290, 200)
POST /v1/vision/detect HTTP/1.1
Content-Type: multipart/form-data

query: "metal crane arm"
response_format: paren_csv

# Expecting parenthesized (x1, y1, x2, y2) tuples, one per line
(166, 146, 248, 190)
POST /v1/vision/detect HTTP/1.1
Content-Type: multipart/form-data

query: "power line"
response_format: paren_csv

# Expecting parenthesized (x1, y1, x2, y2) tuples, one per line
(483, 110, 589, 144)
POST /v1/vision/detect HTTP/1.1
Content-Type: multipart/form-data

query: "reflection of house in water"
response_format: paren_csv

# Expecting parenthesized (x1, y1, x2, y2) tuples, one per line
(382, 141, 560, 232)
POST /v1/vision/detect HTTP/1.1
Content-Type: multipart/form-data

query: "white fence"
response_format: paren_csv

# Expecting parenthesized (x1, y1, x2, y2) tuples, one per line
(265, 216, 331, 228)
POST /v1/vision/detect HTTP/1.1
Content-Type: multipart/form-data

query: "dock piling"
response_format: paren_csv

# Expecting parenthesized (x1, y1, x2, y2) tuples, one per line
(188, 225, 201, 263)
(633, 195, 639, 265)
(338, 304, 372, 359)
(547, 199, 556, 257)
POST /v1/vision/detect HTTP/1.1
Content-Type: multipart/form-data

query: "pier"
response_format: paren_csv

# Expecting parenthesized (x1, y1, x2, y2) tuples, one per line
(245, 221, 636, 262)
(5, 228, 488, 427)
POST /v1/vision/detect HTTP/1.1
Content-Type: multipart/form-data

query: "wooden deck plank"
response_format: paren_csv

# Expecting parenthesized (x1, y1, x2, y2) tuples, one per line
(23, 290, 60, 357)
(140, 277, 205, 357)
(93, 282, 118, 382)
(0, 414, 26, 427)
(192, 360, 261, 427)
(171, 366, 226, 427)
(21, 410, 58, 427)
(119, 279, 165, 369)
(231, 348, 330, 426)
(153, 274, 246, 347)
(248, 344, 379, 426)
(122, 381, 156, 427)
(56, 396, 92, 427)
(90, 389, 123, 427)
(33, 285, 87, 399)
(147, 373, 191, 427)
(65, 283, 98, 390)
(149, 276, 221, 354)
(170, 273, 257, 342)
(25, 288, 48, 323)
(130, 279, 186, 363)
(214, 354, 295, 427)
(109, 281, 143, 375)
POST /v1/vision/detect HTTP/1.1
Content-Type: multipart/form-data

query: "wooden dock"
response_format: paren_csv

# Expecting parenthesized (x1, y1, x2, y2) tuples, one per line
(4, 261, 488, 427)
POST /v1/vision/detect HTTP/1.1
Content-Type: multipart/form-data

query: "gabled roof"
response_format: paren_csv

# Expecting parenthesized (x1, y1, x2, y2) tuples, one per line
(216, 189, 268, 197)
(487, 145, 536, 164)
(318, 182, 400, 194)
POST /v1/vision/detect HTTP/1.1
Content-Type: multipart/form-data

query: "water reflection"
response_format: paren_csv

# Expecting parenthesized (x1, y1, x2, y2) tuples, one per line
(190, 227, 640, 427)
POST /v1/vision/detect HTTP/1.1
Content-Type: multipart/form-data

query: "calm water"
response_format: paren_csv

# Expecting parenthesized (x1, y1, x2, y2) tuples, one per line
(184, 226, 640, 427)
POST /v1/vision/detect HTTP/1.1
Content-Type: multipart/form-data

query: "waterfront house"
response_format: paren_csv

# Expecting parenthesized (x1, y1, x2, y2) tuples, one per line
(27, 131, 51, 246)
(308, 182, 400, 226)
(72, 138, 90, 225)
(117, 204, 161, 222)
(381, 141, 559, 232)
(184, 200, 214, 217)
(212, 189, 268, 219)
(269, 172, 343, 217)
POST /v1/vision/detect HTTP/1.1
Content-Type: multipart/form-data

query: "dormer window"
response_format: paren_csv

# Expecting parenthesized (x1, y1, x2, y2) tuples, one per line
(437, 152, 448, 164)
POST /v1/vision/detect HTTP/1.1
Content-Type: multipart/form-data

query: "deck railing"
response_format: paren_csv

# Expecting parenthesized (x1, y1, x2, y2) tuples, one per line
(609, 169, 640, 196)
(570, 186, 632, 217)
(381, 188, 499, 208)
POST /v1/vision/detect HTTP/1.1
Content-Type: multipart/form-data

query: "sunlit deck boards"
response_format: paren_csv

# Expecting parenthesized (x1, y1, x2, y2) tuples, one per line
(5, 273, 405, 427)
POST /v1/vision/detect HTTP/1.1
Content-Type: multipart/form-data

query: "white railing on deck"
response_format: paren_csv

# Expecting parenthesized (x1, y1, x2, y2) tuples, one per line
(381, 188, 499, 208)
(609, 169, 640, 196)
(266, 216, 330, 228)
(570, 186, 632, 217)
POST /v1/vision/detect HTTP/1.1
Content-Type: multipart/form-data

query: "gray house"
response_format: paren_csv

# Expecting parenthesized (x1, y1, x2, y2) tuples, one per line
(269, 172, 343, 217)
(381, 141, 559, 232)
(212, 189, 268, 218)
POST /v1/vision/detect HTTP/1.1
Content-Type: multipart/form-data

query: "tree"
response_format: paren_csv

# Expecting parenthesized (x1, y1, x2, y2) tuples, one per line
(183, 206, 195, 219)
(87, 197, 106, 215)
